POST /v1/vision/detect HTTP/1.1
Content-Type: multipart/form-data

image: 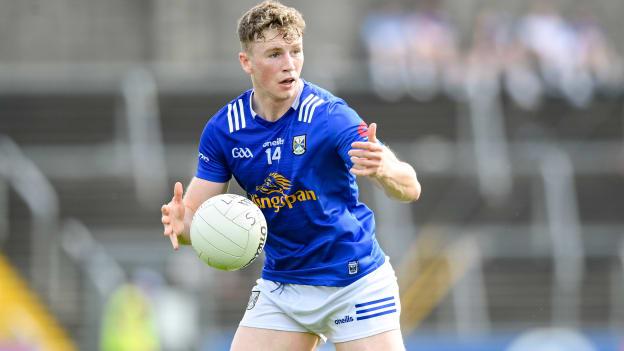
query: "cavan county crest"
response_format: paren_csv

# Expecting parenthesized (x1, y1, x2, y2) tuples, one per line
(293, 135, 306, 155)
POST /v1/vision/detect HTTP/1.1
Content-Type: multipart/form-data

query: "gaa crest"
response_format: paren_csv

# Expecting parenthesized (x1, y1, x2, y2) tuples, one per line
(247, 290, 260, 310)
(293, 135, 306, 155)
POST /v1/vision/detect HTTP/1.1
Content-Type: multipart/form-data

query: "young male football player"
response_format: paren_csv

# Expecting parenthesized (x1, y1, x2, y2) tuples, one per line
(161, 1, 421, 350)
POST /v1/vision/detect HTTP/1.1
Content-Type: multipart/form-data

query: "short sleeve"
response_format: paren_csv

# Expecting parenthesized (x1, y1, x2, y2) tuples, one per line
(195, 120, 231, 183)
(328, 102, 371, 166)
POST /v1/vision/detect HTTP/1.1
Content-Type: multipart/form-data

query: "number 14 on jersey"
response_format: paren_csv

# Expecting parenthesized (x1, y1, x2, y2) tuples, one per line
(265, 147, 281, 165)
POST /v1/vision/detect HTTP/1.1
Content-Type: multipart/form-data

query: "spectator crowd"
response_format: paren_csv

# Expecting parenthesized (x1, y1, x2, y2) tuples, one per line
(361, 0, 624, 108)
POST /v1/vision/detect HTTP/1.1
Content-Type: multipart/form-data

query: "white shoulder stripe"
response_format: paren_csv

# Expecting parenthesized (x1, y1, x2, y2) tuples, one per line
(227, 104, 234, 133)
(297, 94, 325, 124)
(226, 99, 248, 133)
(238, 99, 246, 129)
(298, 94, 316, 122)
(307, 98, 325, 123)
(232, 101, 240, 131)
(303, 96, 319, 123)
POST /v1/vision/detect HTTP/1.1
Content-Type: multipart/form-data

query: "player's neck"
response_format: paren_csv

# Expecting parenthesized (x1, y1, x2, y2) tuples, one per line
(252, 83, 299, 122)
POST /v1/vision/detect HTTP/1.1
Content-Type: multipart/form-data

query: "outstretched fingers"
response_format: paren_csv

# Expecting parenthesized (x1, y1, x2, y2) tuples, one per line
(350, 157, 380, 168)
(174, 182, 183, 204)
(161, 182, 184, 251)
(350, 166, 375, 176)
(348, 149, 382, 160)
(162, 214, 180, 250)
(350, 141, 382, 151)
(168, 231, 179, 250)
(161, 204, 171, 233)
(367, 122, 378, 143)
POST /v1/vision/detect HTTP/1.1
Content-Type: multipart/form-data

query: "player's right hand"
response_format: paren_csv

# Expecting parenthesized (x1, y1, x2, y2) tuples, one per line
(161, 182, 185, 250)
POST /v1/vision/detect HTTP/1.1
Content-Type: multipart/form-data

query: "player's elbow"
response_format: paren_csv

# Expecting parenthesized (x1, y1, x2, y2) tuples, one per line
(390, 181, 421, 203)
(401, 168, 421, 202)
(403, 182, 421, 203)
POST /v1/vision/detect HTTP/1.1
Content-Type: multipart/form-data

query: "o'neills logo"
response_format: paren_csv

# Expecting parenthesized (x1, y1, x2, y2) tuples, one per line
(334, 315, 354, 324)
(251, 172, 318, 212)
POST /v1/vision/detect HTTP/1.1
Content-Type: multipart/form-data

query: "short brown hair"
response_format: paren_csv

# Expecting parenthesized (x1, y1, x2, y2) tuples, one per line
(237, 1, 306, 51)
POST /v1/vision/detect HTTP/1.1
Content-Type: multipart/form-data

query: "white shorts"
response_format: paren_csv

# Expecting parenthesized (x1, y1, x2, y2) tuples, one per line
(239, 258, 401, 343)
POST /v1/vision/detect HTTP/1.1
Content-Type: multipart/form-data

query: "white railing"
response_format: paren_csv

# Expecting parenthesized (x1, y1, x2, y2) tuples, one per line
(61, 218, 126, 298)
(120, 68, 168, 208)
(449, 235, 490, 335)
(0, 180, 7, 245)
(465, 72, 512, 204)
(611, 239, 624, 332)
(0, 136, 61, 305)
(61, 218, 126, 349)
(539, 147, 585, 327)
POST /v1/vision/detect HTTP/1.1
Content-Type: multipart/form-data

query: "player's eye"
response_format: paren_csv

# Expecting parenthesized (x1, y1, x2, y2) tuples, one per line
(269, 52, 280, 58)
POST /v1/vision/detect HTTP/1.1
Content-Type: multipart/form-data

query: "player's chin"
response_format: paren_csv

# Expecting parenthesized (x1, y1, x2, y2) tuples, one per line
(273, 90, 295, 101)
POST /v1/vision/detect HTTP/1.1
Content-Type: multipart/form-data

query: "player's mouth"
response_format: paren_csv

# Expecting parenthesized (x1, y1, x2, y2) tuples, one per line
(279, 77, 296, 88)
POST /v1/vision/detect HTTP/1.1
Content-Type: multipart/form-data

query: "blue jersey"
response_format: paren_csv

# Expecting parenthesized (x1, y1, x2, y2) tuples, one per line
(195, 80, 386, 286)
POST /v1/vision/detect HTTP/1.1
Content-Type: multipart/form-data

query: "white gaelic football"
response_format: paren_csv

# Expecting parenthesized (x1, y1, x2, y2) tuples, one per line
(190, 194, 267, 271)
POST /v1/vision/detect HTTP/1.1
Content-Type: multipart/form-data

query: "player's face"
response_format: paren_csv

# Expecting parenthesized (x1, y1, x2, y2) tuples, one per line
(240, 28, 304, 103)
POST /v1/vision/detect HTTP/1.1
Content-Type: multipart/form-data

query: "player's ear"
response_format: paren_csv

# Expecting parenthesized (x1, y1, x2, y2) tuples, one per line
(239, 50, 252, 75)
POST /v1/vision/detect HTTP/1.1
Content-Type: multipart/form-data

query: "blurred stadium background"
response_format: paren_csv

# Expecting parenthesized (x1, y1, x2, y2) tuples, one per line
(1, 0, 624, 350)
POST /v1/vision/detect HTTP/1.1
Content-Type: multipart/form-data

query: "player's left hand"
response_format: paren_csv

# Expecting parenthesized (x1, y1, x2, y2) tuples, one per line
(348, 122, 394, 179)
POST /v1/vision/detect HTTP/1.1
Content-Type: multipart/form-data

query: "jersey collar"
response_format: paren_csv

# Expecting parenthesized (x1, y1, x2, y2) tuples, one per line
(249, 79, 305, 119)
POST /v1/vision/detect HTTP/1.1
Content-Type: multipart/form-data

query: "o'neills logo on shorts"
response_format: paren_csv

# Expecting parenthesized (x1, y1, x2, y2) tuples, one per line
(334, 315, 354, 324)
(251, 172, 318, 213)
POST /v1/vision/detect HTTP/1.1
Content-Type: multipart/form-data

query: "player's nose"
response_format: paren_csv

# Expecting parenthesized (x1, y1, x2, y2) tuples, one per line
(282, 52, 296, 70)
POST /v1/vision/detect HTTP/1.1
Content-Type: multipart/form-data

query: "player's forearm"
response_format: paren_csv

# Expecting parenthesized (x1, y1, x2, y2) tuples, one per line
(375, 159, 421, 202)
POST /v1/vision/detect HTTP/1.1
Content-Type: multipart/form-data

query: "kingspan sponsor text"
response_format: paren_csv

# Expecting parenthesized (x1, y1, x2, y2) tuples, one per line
(250, 190, 317, 212)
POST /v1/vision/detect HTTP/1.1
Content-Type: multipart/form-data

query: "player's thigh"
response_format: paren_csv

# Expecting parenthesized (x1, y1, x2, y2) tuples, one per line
(334, 329, 405, 351)
(230, 326, 320, 351)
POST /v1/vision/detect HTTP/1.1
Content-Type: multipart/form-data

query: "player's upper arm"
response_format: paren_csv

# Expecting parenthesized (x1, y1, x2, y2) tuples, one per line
(327, 102, 371, 165)
(196, 116, 232, 183)
(183, 177, 228, 212)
